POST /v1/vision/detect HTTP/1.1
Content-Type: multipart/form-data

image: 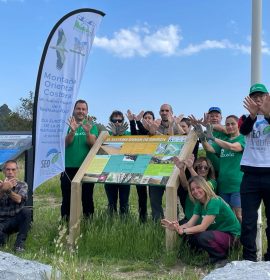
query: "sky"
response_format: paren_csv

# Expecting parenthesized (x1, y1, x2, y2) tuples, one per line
(1, 0, 270, 125)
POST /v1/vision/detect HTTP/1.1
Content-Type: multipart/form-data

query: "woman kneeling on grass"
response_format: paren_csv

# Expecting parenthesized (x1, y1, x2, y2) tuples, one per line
(161, 176, 240, 266)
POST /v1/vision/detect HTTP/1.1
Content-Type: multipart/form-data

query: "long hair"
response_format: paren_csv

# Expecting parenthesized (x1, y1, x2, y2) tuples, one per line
(188, 176, 217, 206)
(193, 157, 215, 180)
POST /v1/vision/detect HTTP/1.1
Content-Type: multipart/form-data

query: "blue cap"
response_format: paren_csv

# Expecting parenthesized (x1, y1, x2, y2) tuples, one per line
(208, 107, 222, 114)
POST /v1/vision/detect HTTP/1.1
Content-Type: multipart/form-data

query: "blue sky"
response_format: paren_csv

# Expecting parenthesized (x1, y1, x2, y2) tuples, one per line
(1, 0, 270, 125)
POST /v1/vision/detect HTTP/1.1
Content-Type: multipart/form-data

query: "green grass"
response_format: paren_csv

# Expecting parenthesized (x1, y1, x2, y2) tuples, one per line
(1, 158, 266, 279)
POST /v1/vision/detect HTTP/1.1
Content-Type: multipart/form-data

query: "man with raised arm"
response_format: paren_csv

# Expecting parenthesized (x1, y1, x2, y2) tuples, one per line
(61, 99, 98, 221)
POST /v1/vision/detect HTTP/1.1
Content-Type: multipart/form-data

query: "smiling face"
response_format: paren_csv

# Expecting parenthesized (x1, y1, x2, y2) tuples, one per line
(225, 116, 239, 136)
(208, 111, 222, 125)
(190, 181, 206, 203)
(179, 121, 190, 134)
(73, 102, 88, 123)
(195, 160, 209, 178)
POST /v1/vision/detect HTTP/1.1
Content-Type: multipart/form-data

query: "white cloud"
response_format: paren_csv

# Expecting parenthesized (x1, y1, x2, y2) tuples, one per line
(94, 24, 270, 58)
(94, 24, 181, 57)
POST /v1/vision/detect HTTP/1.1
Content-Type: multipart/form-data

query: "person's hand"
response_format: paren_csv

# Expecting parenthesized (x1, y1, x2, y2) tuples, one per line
(161, 219, 179, 231)
(173, 156, 185, 170)
(243, 96, 259, 119)
(198, 113, 210, 127)
(167, 113, 175, 127)
(126, 110, 135, 121)
(67, 116, 79, 133)
(174, 114, 184, 124)
(135, 110, 144, 121)
(107, 122, 118, 135)
(184, 154, 195, 169)
(116, 122, 129, 135)
(260, 95, 270, 118)
(188, 114, 202, 128)
(143, 119, 159, 135)
(1, 179, 13, 192)
(194, 123, 207, 142)
(205, 124, 215, 141)
(81, 116, 93, 134)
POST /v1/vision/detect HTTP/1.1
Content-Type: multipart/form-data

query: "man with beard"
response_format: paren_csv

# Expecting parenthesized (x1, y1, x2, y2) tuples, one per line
(61, 100, 98, 221)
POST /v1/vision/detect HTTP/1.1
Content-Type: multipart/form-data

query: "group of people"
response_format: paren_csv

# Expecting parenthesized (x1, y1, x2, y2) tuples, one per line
(0, 83, 269, 267)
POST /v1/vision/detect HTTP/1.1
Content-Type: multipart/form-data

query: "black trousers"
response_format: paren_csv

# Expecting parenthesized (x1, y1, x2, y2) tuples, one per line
(60, 167, 95, 220)
(0, 208, 32, 247)
(149, 186, 165, 221)
(136, 185, 148, 222)
(240, 172, 270, 261)
(104, 184, 130, 215)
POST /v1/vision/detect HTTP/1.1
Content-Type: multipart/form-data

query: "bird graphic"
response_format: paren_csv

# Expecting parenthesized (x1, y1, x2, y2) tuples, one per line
(50, 28, 68, 70)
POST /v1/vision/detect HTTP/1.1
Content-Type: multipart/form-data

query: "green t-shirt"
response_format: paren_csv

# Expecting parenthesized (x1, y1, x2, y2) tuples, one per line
(206, 130, 227, 172)
(193, 197, 241, 236)
(213, 134, 245, 193)
(184, 179, 217, 220)
(65, 125, 98, 168)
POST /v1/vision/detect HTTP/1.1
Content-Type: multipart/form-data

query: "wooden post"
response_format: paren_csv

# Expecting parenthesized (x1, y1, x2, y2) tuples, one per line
(165, 130, 197, 250)
(67, 131, 109, 246)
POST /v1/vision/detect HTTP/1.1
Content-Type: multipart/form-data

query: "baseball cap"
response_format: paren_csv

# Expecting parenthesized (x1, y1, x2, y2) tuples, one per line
(208, 107, 222, 114)
(249, 83, 268, 96)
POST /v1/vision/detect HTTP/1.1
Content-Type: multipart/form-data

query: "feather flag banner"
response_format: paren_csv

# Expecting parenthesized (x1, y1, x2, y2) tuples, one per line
(33, 9, 105, 189)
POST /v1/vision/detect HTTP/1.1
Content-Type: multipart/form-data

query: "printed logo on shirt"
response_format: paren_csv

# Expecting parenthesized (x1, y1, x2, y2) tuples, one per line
(220, 149, 235, 158)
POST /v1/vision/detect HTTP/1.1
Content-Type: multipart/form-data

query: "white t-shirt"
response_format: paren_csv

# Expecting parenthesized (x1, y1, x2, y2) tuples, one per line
(240, 115, 270, 167)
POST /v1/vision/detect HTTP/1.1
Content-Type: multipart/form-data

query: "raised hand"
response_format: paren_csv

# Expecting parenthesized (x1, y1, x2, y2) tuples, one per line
(184, 154, 195, 169)
(243, 96, 259, 119)
(260, 95, 270, 118)
(198, 113, 210, 127)
(194, 123, 207, 142)
(116, 122, 129, 135)
(82, 116, 93, 134)
(135, 110, 144, 121)
(107, 122, 118, 135)
(205, 123, 215, 141)
(174, 114, 184, 124)
(173, 156, 185, 170)
(67, 116, 79, 133)
(126, 109, 135, 121)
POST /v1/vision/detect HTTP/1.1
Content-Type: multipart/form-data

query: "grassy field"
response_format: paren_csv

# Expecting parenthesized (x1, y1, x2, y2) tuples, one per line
(0, 159, 266, 280)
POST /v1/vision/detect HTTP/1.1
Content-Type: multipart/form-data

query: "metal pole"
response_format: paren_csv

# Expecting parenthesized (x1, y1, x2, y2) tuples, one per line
(251, 0, 262, 261)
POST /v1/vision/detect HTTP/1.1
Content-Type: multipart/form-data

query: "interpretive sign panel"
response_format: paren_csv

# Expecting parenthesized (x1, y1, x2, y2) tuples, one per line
(84, 135, 187, 186)
(0, 133, 32, 166)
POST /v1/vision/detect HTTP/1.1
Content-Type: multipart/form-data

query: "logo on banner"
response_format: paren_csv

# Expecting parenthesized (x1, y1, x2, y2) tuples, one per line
(41, 148, 61, 168)
(50, 28, 68, 70)
(74, 15, 96, 36)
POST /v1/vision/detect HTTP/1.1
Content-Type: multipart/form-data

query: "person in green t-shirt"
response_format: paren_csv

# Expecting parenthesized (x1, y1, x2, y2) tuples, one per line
(174, 155, 217, 221)
(60, 100, 98, 221)
(199, 115, 245, 223)
(161, 176, 240, 266)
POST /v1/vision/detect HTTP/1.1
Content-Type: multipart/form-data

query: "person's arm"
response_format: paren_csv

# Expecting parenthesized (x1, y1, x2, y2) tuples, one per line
(239, 115, 256, 135)
(212, 124, 227, 134)
(129, 120, 137, 135)
(136, 120, 149, 135)
(177, 215, 216, 235)
(211, 137, 243, 152)
(201, 139, 216, 153)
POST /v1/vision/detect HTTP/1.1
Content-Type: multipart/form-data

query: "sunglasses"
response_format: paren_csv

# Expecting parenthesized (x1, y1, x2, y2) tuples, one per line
(111, 119, 123, 123)
(196, 165, 209, 171)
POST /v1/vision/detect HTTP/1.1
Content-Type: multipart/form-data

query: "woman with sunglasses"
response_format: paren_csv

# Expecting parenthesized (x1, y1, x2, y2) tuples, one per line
(199, 115, 245, 222)
(126, 109, 156, 222)
(105, 110, 130, 216)
(174, 155, 216, 222)
(161, 176, 240, 266)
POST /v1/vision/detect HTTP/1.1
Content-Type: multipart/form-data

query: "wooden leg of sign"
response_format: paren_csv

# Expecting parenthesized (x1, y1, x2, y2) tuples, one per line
(68, 181, 82, 247)
(165, 185, 178, 250)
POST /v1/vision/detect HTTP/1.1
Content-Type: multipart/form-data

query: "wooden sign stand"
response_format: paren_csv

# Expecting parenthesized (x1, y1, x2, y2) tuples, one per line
(67, 130, 197, 250)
